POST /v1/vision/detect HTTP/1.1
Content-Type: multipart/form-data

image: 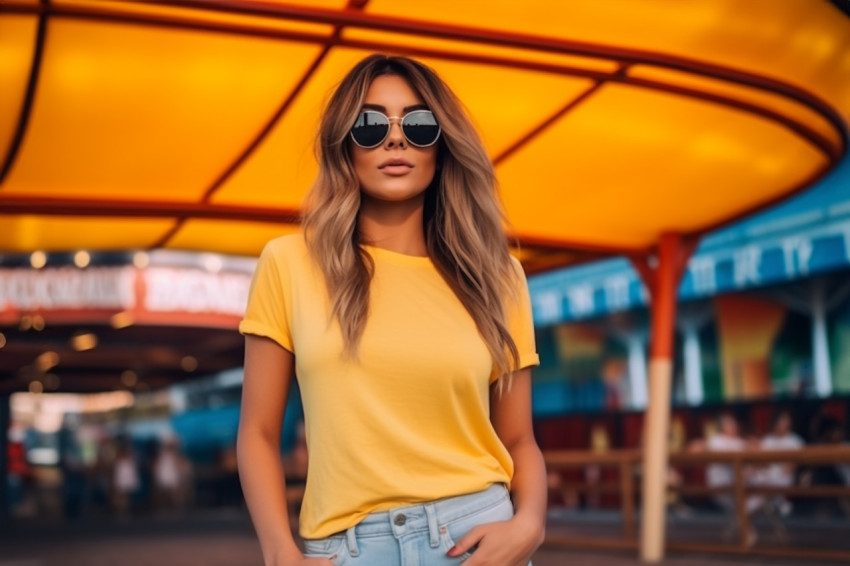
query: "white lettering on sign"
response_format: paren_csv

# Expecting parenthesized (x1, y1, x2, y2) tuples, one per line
(144, 268, 250, 316)
(733, 246, 762, 287)
(533, 291, 562, 323)
(781, 236, 813, 278)
(567, 284, 595, 317)
(604, 275, 630, 310)
(689, 255, 717, 295)
(0, 267, 136, 311)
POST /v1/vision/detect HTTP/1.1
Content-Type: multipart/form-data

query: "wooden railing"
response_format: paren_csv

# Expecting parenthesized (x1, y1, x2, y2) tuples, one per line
(543, 446, 850, 562)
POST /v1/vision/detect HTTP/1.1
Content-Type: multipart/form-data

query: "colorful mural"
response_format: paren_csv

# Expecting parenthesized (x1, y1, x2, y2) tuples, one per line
(715, 294, 786, 400)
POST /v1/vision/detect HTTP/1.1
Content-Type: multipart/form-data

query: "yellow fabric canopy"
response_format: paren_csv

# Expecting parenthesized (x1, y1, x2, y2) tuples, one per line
(1, 0, 848, 271)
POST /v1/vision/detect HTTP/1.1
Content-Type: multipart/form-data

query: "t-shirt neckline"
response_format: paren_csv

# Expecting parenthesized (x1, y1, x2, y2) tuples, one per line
(361, 244, 433, 266)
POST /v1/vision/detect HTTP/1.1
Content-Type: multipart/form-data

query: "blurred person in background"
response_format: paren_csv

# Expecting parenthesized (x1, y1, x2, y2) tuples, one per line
(237, 54, 545, 566)
(704, 412, 763, 546)
(112, 438, 139, 517)
(584, 424, 609, 509)
(153, 435, 192, 513)
(7, 424, 30, 517)
(755, 410, 803, 516)
(91, 433, 117, 515)
(58, 415, 87, 520)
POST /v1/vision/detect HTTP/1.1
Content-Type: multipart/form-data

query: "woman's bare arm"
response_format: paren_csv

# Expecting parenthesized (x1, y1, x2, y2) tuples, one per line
(448, 368, 547, 566)
(490, 368, 548, 533)
(237, 335, 329, 566)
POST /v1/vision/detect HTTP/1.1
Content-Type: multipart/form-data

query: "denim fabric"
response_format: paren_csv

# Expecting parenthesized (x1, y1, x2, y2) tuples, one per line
(302, 483, 531, 565)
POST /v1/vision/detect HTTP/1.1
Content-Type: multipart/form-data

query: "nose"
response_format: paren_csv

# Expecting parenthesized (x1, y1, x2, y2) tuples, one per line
(384, 118, 406, 148)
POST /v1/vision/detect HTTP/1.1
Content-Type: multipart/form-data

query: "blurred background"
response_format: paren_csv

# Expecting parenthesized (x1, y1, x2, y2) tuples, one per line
(2, 0, 850, 564)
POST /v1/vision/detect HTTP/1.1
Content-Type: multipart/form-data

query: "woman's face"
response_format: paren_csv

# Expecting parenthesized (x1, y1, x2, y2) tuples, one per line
(351, 74, 438, 206)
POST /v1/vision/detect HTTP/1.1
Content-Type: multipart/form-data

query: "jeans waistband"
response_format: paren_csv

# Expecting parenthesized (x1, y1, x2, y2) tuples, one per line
(349, 483, 509, 539)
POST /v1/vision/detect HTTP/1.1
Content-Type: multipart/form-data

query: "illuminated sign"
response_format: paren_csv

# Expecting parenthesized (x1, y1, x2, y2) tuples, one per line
(0, 266, 253, 326)
(0, 267, 136, 311)
(143, 268, 249, 316)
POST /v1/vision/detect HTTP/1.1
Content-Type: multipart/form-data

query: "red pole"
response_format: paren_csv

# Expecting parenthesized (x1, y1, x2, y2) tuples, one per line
(650, 234, 681, 359)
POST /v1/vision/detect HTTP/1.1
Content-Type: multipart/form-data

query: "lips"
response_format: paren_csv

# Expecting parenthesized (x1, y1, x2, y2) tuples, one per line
(378, 158, 413, 169)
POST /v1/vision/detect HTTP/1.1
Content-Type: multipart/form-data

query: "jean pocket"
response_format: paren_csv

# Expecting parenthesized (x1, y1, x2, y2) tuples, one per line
(439, 525, 473, 562)
(439, 495, 515, 562)
(303, 535, 347, 565)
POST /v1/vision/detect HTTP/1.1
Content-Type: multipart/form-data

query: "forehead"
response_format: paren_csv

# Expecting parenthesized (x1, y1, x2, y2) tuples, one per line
(363, 75, 424, 110)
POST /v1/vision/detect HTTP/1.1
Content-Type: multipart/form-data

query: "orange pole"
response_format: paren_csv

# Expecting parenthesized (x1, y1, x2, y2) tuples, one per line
(638, 233, 689, 562)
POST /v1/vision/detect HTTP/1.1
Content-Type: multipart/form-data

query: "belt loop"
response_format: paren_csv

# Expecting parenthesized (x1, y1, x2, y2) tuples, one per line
(424, 502, 439, 548)
(345, 526, 360, 557)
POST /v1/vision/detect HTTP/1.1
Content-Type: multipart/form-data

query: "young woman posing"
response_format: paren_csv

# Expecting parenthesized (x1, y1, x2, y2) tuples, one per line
(237, 54, 546, 566)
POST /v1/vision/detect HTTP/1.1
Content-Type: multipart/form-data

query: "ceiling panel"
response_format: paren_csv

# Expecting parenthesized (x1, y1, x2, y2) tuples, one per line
(496, 83, 828, 249)
(3, 18, 324, 201)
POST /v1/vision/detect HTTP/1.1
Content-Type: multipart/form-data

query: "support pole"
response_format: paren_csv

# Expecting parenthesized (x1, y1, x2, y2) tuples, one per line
(682, 325, 703, 405)
(811, 280, 833, 398)
(677, 303, 712, 407)
(632, 233, 695, 563)
(627, 334, 649, 409)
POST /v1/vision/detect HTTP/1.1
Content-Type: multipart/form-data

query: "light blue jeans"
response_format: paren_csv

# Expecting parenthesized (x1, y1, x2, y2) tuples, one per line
(303, 483, 531, 565)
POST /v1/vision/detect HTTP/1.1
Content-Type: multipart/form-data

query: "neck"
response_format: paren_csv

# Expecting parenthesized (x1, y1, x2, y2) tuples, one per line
(358, 194, 428, 256)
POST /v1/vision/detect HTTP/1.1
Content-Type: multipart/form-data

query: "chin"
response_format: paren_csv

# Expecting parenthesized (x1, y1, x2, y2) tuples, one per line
(363, 190, 427, 204)
(361, 181, 432, 203)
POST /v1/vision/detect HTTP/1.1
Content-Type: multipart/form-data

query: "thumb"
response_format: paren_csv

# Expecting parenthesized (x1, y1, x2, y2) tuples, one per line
(447, 527, 484, 557)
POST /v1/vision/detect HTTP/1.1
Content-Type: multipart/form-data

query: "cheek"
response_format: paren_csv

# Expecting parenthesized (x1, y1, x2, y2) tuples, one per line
(352, 150, 375, 185)
(420, 150, 438, 182)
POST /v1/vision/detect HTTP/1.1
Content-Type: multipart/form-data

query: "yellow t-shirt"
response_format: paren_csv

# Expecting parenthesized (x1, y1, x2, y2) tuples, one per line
(238, 234, 539, 539)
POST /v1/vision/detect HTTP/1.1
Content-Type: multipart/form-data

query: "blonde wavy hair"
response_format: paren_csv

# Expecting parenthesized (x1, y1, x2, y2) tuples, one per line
(302, 54, 520, 386)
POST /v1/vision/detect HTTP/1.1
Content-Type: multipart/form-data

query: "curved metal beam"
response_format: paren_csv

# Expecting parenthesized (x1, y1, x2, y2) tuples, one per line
(140, 0, 849, 151)
(0, 1, 844, 260)
(0, 0, 50, 187)
(0, 195, 301, 223)
(494, 66, 629, 166)
(1, 0, 843, 155)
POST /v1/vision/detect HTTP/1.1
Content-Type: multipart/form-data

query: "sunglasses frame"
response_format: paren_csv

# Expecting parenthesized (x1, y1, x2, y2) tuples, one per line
(350, 109, 441, 149)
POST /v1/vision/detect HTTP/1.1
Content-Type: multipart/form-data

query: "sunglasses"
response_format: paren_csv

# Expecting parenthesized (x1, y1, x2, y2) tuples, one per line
(350, 110, 441, 149)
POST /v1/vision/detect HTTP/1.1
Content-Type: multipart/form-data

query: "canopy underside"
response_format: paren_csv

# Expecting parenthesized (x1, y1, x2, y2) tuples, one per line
(1, 0, 848, 272)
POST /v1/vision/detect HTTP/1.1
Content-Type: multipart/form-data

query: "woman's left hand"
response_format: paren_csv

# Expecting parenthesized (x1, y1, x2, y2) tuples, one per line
(447, 515, 544, 566)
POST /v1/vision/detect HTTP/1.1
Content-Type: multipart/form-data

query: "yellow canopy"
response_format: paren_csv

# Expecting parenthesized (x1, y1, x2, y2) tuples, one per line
(1, 0, 848, 271)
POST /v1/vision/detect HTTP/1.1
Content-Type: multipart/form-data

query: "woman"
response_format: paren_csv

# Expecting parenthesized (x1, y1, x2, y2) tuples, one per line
(237, 54, 546, 566)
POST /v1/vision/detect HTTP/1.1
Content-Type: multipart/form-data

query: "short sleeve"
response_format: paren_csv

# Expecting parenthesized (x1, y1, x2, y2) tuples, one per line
(506, 257, 540, 371)
(238, 240, 294, 352)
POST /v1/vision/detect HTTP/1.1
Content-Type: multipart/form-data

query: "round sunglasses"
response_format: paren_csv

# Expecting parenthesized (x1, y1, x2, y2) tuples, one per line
(350, 110, 441, 148)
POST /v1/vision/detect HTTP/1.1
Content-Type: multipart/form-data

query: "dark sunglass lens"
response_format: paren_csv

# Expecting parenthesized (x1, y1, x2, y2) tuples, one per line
(403, 111, 440, 146)
(351, 111, 389, 147)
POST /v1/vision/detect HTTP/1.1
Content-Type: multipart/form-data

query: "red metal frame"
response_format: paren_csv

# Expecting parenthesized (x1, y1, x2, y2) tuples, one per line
(650, 233, 690, 358)
(1, 0, 843, 151)
(494, 66, 629, 166)
(0, 195, 302, 223)
(134, 0, 846, 145)
(0, 0, 846, 259)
